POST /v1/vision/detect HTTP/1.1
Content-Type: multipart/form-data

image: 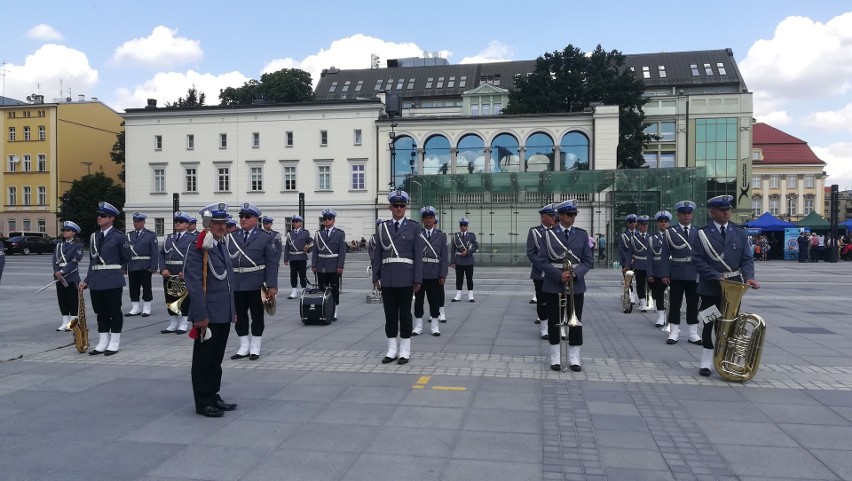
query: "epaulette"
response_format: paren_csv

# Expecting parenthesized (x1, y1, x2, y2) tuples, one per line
(574, 227, 587, 233)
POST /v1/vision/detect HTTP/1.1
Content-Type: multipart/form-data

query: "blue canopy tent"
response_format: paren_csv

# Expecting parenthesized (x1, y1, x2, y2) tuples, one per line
(842, 219, 852, 230)
(743, 212, 796, 232)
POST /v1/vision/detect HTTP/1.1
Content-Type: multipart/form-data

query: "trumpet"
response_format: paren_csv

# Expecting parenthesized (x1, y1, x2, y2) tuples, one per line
(559, 257, 582, 372)
(166, 275, 188, 314)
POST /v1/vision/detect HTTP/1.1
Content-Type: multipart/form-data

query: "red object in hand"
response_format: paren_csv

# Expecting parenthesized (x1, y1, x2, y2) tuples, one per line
(195, 230, 207, 249)
(188, 327, 199, 339)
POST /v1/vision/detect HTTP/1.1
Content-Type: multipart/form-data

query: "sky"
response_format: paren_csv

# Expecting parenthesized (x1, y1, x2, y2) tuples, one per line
(2, 0, 851, 188)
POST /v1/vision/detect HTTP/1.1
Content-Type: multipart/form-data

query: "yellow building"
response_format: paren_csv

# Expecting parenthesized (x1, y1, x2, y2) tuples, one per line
(1, 95, 124, 236)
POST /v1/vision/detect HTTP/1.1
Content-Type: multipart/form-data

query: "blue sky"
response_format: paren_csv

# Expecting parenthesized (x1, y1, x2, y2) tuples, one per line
(3, 1, 851, 187)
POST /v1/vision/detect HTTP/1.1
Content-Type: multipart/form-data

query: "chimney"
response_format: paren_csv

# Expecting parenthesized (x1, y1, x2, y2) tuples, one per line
(78, 94, 85, 102)
(146, 98, 157, 109)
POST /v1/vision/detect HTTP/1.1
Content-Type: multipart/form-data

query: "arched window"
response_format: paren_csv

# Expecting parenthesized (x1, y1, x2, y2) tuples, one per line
(560, 131, 590, 170)
(423, 135, 451, 176)
(457, 134, 485, 174)
(525, 132, 555, 172)
(391, 136, 416, 189)
(491, 133, 519, 173)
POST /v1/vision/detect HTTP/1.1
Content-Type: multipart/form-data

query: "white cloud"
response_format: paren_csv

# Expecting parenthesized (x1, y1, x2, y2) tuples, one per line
(112, 26, 203, 68)
(111, 70, 250, 110)
(2, 44, 98, 102)
(803, 103, 852, 133)
(26, 24, 63, 41)
(756, 110, 792, 127)
(813, 143, 852, 190)
(458, 40, 513, 64)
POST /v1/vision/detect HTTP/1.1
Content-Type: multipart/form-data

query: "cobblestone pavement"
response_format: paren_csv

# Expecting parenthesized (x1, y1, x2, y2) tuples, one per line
(1, 253, 851, 480)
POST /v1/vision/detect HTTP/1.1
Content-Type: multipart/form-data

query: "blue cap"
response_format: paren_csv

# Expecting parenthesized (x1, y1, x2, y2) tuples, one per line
(538, 203, 556, 216)
(188, 217, 197, 224)
(434, 215, 440, 223)
(376, 218, 384, 225)
(556, 200, 578, 214)
(459, 217, 470, 225)
(200, 203, 229, 221)
(97, 201, 120, 217)
(388, 190, 410, 204)
(132, 212, 147, 221)
(238, 202, 262, 218)
(655, 210, 672, 221)
(321, 209, 337, 218)
(226, 215, 236, 227)
(674, 200, 696, 213)
(637, 215, 650, 224)
(707, 195, 733, 209)
(174, 211, 192, 223)
(291, 215, 303, 223)
(262, 216, 274, 224)
(62, 221, 81, 233)
(625, 214, 638, 222)
(420, 206, 437, 217)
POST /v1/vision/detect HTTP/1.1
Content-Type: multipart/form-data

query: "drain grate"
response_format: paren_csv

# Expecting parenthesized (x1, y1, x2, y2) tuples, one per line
(780, 326, 835, 334)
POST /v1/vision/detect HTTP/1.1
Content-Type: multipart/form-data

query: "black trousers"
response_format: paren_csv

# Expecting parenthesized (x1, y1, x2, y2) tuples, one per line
(455, 265, 473, 290)
(543, 291, 585, 346)
(533, 279, 547, 321)
(414, 278, 442, 319)
(234, 290, 264, 337)
(633, 269, 647, 300)
(289, 260, 308, 288)
(128, 270, 153, 302)
(191, 322, 230, 411)
(649, 279, 666, 312)
(90, 287, 123, 333)
(317, 272, 340, 308)
(382, 286, 414, 339)
(56, 281, 79, 316)
(699, 294, 723, 349)
(668, 279, 698, 325)
(162, 276, 191, 316)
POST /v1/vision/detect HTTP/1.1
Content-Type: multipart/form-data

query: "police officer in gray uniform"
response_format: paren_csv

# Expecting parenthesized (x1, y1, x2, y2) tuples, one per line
(158, 211, 195, 334)
(450, 217, 479, 302)
(262, 216, 283, 262)
(283, 215, 312, 299)
(631, 215, 652, 309)
(534, 200, 593, 371)
(372, 191, 423, 364)
(53, 221, 84, 331)
(81, 201, 132, 356)
(125, 212, 159, 317)
(663, 200, 703, 345)
(619, 214, 639, 306)
(312, 208, 346, 319)
(229, 203, 279, 361)
(186, 203, 237, 418)
(692, 195, 760, 377)
(646, 211, 672, 329)
(528, 203, 557, 339)
(413, 206, 447, 337)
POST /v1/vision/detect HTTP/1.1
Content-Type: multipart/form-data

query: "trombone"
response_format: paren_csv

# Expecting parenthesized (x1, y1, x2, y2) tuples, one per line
(34, 268, 78, 295)
(558, 257, 582, 372)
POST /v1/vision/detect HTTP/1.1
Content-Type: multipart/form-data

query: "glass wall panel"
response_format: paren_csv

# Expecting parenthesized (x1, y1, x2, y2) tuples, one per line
(456, 134, 484, 173)
(491, 133, 520, 173)
(525, 132, 554, 172)
(560, 131, 589, 170)
(391, 136, 417, 189)
(424, 135, 451, 176)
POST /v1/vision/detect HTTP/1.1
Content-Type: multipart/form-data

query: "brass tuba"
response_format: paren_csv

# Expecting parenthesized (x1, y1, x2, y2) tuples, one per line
(68, 285, 89, 353)
(661, 286, 671, 333)
(622, 270, 635, 313)
(166, 275, 188, 314)
(559, 257, 582, 372)
(642, 277, 656, 312)
(713, 279, 766, 382)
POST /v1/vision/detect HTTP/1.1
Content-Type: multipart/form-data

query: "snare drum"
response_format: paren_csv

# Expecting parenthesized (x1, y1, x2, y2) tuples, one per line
(300, 287, 334, 325)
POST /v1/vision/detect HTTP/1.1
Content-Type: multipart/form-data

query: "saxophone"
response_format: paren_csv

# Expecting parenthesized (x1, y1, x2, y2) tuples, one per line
(68, 285, 89, 353)
(714, 279, 766, 382)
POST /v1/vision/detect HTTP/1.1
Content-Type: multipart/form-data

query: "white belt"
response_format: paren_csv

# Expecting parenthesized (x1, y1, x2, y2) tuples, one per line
(382, 257, 413, 265)
(318, 254, 339, 258)
(422, 258, 440, 264)
(131, 256, 151, 260)
(57, 262, 67, 267)
(165, 260, 184, 265)
(671, 257, 692, 262)
(551, 262, 563, 268)
(722, 270, 742, 279)
(234, 265, 266, 273)
(92, 264, 122, 271)
(289, 251, 306, 255)
(633, 255, 647, 260)
(653, 256, 662, 261)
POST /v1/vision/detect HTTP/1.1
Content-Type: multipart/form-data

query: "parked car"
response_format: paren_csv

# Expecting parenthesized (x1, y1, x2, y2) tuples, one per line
(3, 236, 53, 255)
(7, 231, 50, 239)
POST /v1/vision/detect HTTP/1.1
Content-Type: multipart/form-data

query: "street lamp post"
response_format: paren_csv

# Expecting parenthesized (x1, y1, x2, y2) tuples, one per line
(81, 161, 92, 174)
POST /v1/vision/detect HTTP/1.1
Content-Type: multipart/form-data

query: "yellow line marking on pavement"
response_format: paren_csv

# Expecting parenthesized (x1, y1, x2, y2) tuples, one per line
(431, 386, 466, 391)
(412, 375, 431, 389)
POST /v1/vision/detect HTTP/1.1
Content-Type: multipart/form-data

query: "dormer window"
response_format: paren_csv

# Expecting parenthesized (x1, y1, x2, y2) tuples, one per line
(716, 62, 727, 75)
(690, 64, 700, 77)
(704, 63, 713, 75)
(658, 66, 667, 78)
(642, 66, 650, 79)
(328, 81, 338, 93)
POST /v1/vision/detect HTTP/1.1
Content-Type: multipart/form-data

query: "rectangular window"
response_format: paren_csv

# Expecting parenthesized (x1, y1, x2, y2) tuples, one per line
(328, 81, 338, 93)
(8, 219, 16, 231)
(425, 77, 434, 89)
(8, 155, 18, 172)
(716, 62, 727, 75)
(787, 197, 797, 216)
(770, 176, 779, 188)
(752, 176, 761, 188)
(448, 76, 455, 88)
(658, 66, 667, 78)
(37, 186, 46, 205)
(643, 153, 659, 168)
(37, 154, 46, 171)
(249, 166, 263, 191)
(37, 219, 46, 233)
(185, 168, 197, 192)
(217, 167, 230, 191)
(436, 77, 445, 88)
(318, 165, 331, 191)
(471, 104, 479, 116)
(752, 198, 761, 217)
(804, 198, 814, 215)
(395, 78, 404, 90)
(660, 152, 675, 169)
(804, 176, 814, 188)
(186, 134, 194, 150)
(342, 80, 350, 92)
(659, 122, 676, 141)
(8, 127, 15, 141)
(493, 103, 502, 115)
(286, 131, 293, 147)
(385, 78, 393, 90)
(23, 155, 31, 172)
(23, 126, 31, 141)
(642, 66, 650, 79)
(769, 198, 779, 215)
(23, 186, 31, 206)
(219, 133, 227, 149)
(252, 132, 260, 148)
(690, 64, 700, 77)
(374, 79, 383, 91)
(482, 104, 491, 116)
(154, 218, 165, 236)
(787, 175, 797, 188)
(38, 126, 45, 141)
(354, 129, 362, 146)
(459, 76, 467, 88)
(22, 219, 31, 231)
(320, 130, 328, 146)
(152, 169, 166, 193)
(351, 164, 365, 190)
(283, 166, 297, 191)
(406, 78, 415, 90)
(704, 63, 713, 75)
(8, 186, 16, 205)
(154, 135, 162, 150)
(355, 80, 363, 92)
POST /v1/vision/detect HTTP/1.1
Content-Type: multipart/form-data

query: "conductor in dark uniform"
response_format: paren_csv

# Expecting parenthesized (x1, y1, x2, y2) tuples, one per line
(186, 203, 237, 418)
(450, 217, 479, 302)
(692, 195, 759, 377)
(372, 191, 423, 364)
(413, 206, 447, 337)
(53, 221, 84, 331)
(125, 212, 159, 317)
(80, 201, 131, 356)
(283, 215, 312, 299)
(533, 200, 593, 371)
(527, 203, 557, 339)
(312, 209, 346, 319)
(229, 203, 279, 361)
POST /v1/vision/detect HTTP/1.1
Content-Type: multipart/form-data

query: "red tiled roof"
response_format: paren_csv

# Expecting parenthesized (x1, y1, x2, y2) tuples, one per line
(753, 123, 825, 165)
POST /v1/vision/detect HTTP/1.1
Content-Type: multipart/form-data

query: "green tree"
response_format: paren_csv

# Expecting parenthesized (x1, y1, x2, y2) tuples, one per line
(110, 121, 125, 182)
(504, 44, 652, 169)
(166, 85, 206, 108)
(219, 68, 314, 105)
(59, 172, 126, 244)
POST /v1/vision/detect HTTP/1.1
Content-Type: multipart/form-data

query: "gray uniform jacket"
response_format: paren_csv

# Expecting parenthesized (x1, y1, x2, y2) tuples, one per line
(618, 230, 636, 267)
(185, 241, 235, 324)
(367, 234, 378, 263)
(283, 228, 312, 262)
(312, 227, 346, 273)
(692, 223, 755, 296)
(533, 226, 594, 295)
(228, 228, 279, 291)
(126, 229, 159, 272)
(159, 232, 195, 275)
(629, 232, 651, 271)
(371, 219, 423, 287)
(646, 233, 671, 279)
(420, 228, 449, 280)
(84, 228, 131, 290)
(451, 231, 478, 266)
(665, 225, 698, 281)
(264, 229, 283, 261)
(526, 225, 547, 280)
(53, 240, 84, 283)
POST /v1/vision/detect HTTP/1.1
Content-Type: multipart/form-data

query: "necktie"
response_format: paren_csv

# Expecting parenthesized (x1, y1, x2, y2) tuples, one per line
(720, 225, 726, 240)
(683, 226, 689, 237)
(243, 231, 249, 243)
(217, 241, 226, 260)
(564, 228, 570, 240)
(394, 221, 400, 233)
(426, 230, 431, 239)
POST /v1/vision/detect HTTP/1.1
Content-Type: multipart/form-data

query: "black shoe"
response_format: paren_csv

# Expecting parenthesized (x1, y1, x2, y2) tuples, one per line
(451, 299, 460, 302)
(125, 312, 140, 317)
(550, 364, 561, 371)
(411, 332, 420, 336)
(688, 339, 703, 345)
(439, 319, 446, 323)
(529, 299, 536, 304)
(397, 357, 409, 365)
(699, 368, 712, 377)
(570, 364, 582, 372)
(141, 313, 150, 317)
(160, 329, 176, 334)
(431, 332, 440, 337)
(231, 353, 249, 360)
(196, 406, 224, 418)
(534, 319, 541, 324)
(88, 349, 104, 356)
(249, 354, 259, 361)
(541, 334, 549, 340)
(666, 339, 678, 345)
(381, 356, 397, 364)
(215, 399, 237, 411)
(655, 322, 665, 327)
(104, 350, 118, 356)
(175, 330, 187, 335)
(468, 299, 475, 303)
